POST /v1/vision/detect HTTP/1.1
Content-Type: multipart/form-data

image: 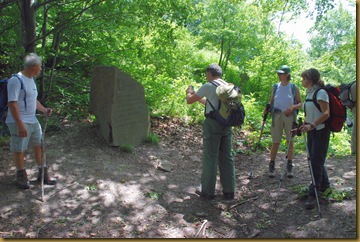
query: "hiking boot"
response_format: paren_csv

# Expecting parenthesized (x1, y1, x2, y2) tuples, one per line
(286, 162, 293, 178)
(268, 161, 275, 178)
(16, 169, 30, 189)
(305, 195, 317, 209)
(37, 167, 57, 185)
(195, 187, 215, 200)
(223, 192, 235, 200)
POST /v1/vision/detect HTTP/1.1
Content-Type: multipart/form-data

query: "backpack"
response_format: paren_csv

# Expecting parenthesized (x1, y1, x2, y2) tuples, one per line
(339, 81, 356, 109)
(206, 80, 245, 127)
(272, 82, 298, 120)
(306, 84, 346, 132)
(0, 74, 26, 121)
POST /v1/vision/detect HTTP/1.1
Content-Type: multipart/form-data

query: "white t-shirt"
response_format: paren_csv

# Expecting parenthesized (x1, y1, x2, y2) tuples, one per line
(6, 72, 38, 124)
(196, 79, 226, 114)
(304, 86, 329, 130)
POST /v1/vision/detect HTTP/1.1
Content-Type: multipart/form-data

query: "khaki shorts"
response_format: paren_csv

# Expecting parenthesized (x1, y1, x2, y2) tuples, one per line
(7, 121, 42, 152)
(271, 113, 293, 143)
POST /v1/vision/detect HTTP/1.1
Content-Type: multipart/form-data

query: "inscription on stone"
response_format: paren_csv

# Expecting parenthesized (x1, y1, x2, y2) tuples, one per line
(90, 66, 150, 146)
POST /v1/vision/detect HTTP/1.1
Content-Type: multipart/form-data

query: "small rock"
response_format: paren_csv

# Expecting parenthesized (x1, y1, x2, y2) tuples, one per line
(157, 160, 173, 172)
(189, 155, 201, 162)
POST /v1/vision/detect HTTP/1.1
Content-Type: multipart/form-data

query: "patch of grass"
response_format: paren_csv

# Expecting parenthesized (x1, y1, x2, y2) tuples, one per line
(291, 184, 308, 198)
(292, 185, 353, 202)
(145, 132, 160, 145)
(120, 144, 134, 153)
(85, 184, 97, 191)
(323, 187, 352, 201)
(146, 191, 161, 200)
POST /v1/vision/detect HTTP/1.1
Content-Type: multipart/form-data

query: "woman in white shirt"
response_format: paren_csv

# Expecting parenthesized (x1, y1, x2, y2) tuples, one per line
(300, 68, 331, 210)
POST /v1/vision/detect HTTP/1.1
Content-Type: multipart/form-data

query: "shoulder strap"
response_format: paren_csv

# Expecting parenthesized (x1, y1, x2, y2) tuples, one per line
(291, 83, 296, 96)
(211, 79, 227, 87)
(348, 81, 356, 103)
(209, 79, 226, 111)
(11, 74, 27, 111)
(272, 83, 279, 96)
(312, 88, 323, 112)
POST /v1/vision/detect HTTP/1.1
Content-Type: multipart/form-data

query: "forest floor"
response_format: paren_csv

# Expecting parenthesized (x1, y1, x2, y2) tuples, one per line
(0, 117, 357, 239)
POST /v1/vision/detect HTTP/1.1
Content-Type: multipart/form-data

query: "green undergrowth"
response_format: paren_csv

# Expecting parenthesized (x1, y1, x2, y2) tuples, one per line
(291, 184, 353, 202)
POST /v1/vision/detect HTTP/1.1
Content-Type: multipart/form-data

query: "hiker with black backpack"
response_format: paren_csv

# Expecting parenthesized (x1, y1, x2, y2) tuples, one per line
(264, 65, 302, 178)
(186, 63, 236, 200)
(5, 53, 56, 189)
(299, 68, 331, 209)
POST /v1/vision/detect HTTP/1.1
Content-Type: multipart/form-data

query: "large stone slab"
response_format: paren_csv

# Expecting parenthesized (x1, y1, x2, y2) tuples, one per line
(90, 66, 150, 146)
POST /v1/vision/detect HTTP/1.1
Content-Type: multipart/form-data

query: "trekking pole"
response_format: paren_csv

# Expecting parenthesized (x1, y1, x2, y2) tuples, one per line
(40, 115, 48, 202)
(274, 127, 297, 208)
(248, 104, 270, 178)
(303, 131, 322, 217)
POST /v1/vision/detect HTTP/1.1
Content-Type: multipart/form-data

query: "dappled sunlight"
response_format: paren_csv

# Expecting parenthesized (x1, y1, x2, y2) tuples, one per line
(0, 122, 356, 238)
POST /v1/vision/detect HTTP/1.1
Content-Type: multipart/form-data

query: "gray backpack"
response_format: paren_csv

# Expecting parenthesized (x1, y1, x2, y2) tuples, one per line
(339, 81, 356, 109)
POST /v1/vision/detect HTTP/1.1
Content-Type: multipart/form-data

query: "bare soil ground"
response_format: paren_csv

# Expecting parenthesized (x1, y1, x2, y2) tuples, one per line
(0, 117, 357, 238)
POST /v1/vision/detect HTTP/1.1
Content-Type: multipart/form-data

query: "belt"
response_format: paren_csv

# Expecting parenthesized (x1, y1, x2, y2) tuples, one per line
(273, 108, 283, 113)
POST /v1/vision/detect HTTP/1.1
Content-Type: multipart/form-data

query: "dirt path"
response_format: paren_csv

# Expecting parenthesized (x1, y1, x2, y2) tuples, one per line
(0, 119, 357, 238)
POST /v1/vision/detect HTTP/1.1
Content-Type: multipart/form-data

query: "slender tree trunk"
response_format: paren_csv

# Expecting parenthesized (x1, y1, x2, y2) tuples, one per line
(19, 0, 36, 53)
(38, 3, 48, 101)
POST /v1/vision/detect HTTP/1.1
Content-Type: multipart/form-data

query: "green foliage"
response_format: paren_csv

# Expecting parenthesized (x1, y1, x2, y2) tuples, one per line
(0, 135, 10, 146)
(324, 188, 352, 202)
(327, 130, 351, 157)
(291, 184, 353, 202)
(0, 0, 355, 159)
(145, 132, 160, 145)
(146, 191, 162, 200)
(291, 184, 308, 198)
(120, 144, 135, 153)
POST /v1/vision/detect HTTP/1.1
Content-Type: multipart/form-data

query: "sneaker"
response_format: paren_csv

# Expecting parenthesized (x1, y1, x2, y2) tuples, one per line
(286, 162, 293, 178)
(305, 195, 317, 209)
(37, 167, 57, 185)
(268, 161, 275, 178)
(16, 169, 30, 189)
(195, 186, 215, 200)
(223, 192, 235, 200)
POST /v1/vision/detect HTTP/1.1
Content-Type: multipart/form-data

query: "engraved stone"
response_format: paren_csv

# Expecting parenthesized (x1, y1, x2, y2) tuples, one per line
(90, 66, 150, 146)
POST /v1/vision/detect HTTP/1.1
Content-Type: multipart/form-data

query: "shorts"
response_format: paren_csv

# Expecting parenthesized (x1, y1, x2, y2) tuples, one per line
(7, 121, 42, 152)
(271, 113, 293, 143)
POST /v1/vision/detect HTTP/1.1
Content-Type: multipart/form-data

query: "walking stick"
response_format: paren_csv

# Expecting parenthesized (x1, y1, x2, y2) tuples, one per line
(303, 132, 322, 217)
(40, 115, 48, 202)
(248, 104, 270, 178)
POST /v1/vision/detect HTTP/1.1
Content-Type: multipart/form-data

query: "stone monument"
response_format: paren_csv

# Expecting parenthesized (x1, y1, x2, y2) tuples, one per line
(90, 66, 150, 146)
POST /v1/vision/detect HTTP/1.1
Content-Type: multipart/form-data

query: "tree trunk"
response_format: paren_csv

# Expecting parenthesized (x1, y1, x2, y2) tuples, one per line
(19, 0, 36, 53)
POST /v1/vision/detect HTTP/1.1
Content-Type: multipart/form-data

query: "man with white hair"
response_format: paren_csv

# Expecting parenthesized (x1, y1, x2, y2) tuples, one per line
(6, 53, 56, 189)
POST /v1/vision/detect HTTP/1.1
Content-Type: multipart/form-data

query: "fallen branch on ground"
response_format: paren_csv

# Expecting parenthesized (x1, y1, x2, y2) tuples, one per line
(228, 196, 258, 211)
(195, 219, 208, 238)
